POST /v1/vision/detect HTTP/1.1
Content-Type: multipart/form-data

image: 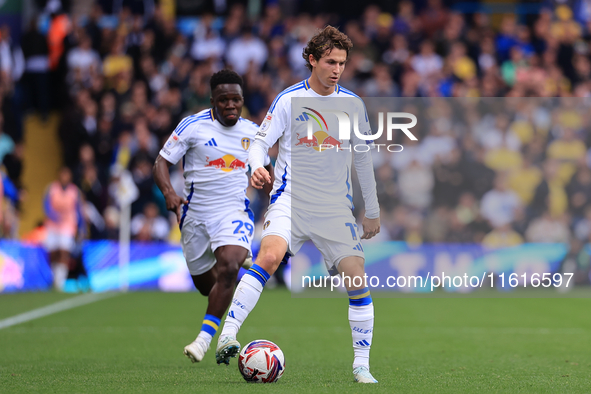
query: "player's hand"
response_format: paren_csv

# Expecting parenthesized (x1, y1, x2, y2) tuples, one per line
(164, 192, 189, 224)
(361, 216, 380, 239)
(251, 167, 272, 189)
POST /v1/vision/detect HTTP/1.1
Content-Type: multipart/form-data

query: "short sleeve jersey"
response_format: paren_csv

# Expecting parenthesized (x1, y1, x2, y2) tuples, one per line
(159, 109, 262, 218)
(255, 80, 372, 213)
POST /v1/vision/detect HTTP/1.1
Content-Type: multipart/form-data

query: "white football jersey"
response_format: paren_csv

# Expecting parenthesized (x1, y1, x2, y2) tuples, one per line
(160, 108, 266, 224)
(255, 80, 372, 213)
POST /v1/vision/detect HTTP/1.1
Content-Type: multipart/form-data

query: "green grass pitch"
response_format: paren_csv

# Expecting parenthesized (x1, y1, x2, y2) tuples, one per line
(1, 289, 590, 393)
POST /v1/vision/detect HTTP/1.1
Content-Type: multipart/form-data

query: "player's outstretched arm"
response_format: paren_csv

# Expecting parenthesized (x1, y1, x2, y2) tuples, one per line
(153, 154, 188, 224)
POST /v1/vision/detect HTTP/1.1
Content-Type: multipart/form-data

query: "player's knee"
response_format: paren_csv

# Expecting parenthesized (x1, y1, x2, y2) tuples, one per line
(255, 251, 282, 274)
(216, 249, 243, 286)
(216, 262, 240, 287)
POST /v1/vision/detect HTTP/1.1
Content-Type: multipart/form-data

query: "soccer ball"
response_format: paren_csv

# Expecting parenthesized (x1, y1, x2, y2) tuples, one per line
(238, 340, 285, 383)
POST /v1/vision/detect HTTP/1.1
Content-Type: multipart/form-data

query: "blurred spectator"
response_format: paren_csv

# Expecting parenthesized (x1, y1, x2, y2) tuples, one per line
(546, 128, 586, 184)
(398, 159, 433, 210)
(574, 206, 591, 242)
(226, 26, 268, 75)
(66, 32, 101, 90)
(566, 164, 591, 220)
(480, 174, 521, 228)
(0, 115, 14, 163)
(103, 37, 133, 94)
(419, 0, 449, 39)
(410, 40, 442, 79)
(508, 154, 542, 205)
(482, 223, 524, 248)
(44, 167, 83, 290)
(21, 18, 50, 117)
(525, 211, 570, 243)
(130, 202, 169, 241)
(530, 159, 568, 219)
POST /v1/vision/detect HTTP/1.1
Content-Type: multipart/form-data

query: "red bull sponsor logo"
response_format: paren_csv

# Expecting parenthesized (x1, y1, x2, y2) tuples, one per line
(294, 107, 343, 152)
(205, 154, 247, 172)
(295, 133, 318, 147)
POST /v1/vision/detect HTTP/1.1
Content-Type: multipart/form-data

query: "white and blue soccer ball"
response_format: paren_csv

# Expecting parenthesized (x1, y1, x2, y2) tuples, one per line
(238, 340, 285, 383)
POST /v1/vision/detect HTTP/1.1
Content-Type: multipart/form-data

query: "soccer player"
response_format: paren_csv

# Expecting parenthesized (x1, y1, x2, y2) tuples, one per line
(215, 26, 381, 383)
(44, 167, 84, 290)
(153, 70, 271, 363)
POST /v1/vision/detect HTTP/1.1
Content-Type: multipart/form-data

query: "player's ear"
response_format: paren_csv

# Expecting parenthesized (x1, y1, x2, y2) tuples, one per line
(210, 96, 214, 106)
(309, 54, 317, 68)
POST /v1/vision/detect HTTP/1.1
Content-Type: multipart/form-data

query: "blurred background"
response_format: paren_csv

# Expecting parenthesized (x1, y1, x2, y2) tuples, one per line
(0, 0, 590, 292)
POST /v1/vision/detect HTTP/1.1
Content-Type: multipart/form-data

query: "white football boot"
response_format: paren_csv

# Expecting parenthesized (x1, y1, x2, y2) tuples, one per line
(353, 366, 378, 383)
(183, 337, 209, 363)
(215, 336, 241, 365)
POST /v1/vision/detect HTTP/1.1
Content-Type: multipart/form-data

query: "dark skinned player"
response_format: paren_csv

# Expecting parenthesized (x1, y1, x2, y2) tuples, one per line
(153, 70, 273, 363)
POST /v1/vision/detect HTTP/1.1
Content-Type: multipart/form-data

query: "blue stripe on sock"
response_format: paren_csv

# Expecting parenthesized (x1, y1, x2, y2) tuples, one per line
(204, 314, 221, 326)
(349, 295, 373, 306)
(348, 287, 369, 297)
(250, 264, 271, 281)
(245, 264, 271, 287)
(201, 324, 217, 336)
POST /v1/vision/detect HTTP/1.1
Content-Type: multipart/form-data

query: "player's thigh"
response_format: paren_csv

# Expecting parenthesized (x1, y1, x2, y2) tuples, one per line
(208, 209, 255, 258)
(310, 211, 364, 276)
(181, 218, 216, 277)
(262, 202, 307, 258)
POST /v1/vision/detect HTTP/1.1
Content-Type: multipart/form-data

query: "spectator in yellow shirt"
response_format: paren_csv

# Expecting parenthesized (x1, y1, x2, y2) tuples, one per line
(482, 223, 524, 249)
(547, 128, 586, 184)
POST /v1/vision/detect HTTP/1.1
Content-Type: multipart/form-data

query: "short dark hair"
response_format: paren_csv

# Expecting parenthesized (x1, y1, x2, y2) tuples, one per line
(302, 25, 353, 71)
(210, 69, 243, 92)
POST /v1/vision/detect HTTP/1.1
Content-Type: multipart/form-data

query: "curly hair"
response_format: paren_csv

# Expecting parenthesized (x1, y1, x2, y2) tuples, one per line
(210, 69, 244, 92)
(302, 26, 353, 71)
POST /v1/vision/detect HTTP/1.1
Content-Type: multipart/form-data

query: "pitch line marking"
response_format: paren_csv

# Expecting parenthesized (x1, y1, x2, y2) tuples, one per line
(0, 292, 119, 330)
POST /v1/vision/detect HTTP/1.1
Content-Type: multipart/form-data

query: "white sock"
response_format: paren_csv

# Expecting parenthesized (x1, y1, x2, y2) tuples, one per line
(196, 314, 220, 349)
(52, 262, 68, 290)
(349, 303, 374, 369)
(197, 331, 213, 347)
(220, 266, 268, 339)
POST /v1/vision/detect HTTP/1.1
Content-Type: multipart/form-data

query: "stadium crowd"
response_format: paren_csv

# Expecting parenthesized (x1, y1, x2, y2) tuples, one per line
(0, 0, 591, 262)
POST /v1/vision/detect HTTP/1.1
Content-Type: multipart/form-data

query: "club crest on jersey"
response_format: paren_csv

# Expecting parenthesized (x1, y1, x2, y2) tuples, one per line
(241, 137, 251, 150)
(263, 220, 270, 230)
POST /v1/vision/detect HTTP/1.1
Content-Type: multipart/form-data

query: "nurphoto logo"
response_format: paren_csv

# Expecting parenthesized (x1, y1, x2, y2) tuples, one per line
(303, 110, 418, 152)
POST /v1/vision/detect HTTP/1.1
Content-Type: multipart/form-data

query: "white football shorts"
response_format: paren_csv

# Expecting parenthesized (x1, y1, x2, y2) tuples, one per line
(261, 201, 364, 275)
(44, 230, 75, 253)
(180, 209, 254, 276)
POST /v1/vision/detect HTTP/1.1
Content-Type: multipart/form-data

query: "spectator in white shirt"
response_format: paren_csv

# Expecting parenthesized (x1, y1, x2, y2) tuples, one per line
(190, 28, 226, 62)
(67, 33, 101, 87)
(131, 202, 170, 242)
(410, 40, 443, 78)
(226, 27, 268, 75)
(480, 174, 522, 228)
